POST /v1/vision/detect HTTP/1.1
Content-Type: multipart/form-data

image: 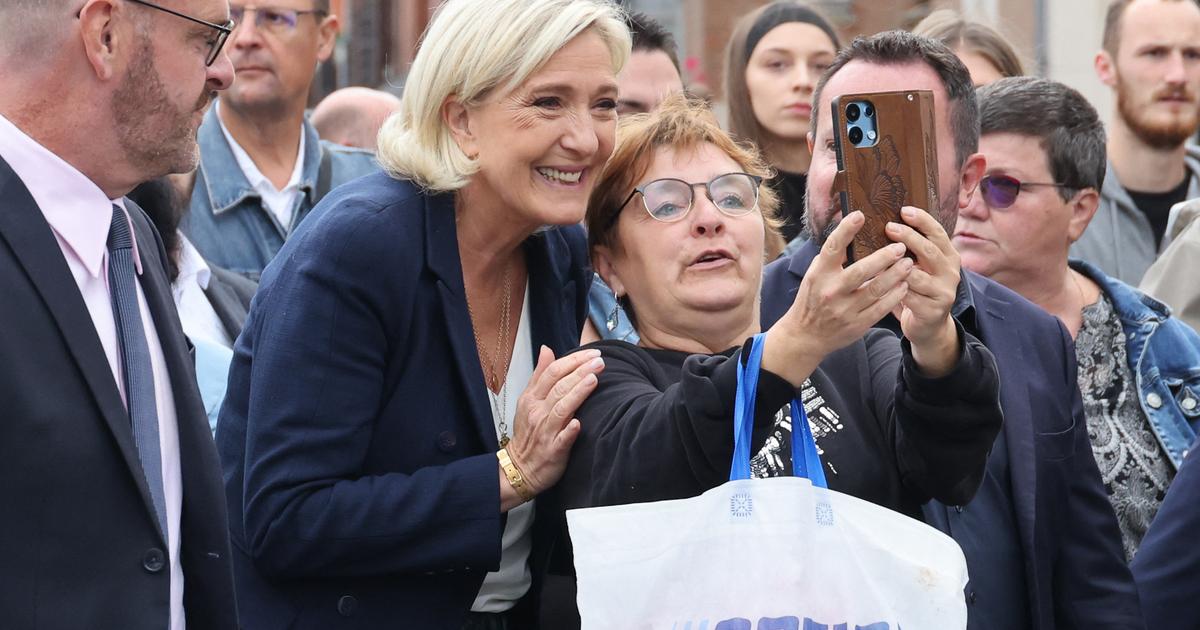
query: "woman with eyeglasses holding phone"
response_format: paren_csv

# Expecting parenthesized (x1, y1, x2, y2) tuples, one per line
(215, 1, 630, 628)
(537, 95, 1003, 627)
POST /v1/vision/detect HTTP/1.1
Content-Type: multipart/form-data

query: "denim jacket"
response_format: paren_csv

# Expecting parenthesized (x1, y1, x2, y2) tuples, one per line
(183, 105, 378, 279)
(1073, 259, 1200, 467)
(587, 274, 639, 343)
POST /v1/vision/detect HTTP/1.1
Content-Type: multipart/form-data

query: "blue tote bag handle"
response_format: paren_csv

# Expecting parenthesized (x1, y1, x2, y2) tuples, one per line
(730, 333, 828, 488)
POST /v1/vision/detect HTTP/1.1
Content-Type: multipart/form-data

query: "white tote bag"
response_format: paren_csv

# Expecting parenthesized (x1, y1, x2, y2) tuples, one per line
(568, 334, 969, 630)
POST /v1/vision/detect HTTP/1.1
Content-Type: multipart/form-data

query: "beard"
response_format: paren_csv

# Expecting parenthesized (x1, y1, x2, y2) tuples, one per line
(112, 33, 213, 178)
(807, 184, 960, 247)
(1117, 73, 1200, 150)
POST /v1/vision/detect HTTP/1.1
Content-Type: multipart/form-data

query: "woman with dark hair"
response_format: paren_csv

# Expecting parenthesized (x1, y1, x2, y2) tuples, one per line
(724, 1, 841, 248)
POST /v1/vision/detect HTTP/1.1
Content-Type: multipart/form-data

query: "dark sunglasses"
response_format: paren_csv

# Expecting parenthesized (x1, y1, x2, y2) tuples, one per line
(616, 172, 764, 226)
(979, 174, 1077, 209)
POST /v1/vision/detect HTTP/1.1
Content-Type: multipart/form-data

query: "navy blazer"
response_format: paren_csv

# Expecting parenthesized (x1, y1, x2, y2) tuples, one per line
(216, 171, 590, 629)
(760, 240, 1144, 630)
(1131, 436, 1200, 628)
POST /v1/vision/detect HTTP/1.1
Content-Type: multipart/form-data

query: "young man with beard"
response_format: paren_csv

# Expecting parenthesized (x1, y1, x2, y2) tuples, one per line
(183, 0, 377, 280)
(760, 30, 1145, 630)
(1073, 0, 1200, 285)
(0, 0, 238, 627)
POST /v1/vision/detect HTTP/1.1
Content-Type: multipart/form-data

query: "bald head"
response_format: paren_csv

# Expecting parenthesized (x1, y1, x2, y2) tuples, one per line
(0, 1, 71, 60)
(311, 87, 401, 150)
(0, 0, 235, 197)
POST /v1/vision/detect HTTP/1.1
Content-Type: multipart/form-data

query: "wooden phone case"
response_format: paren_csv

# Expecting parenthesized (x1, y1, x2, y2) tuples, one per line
(831, 90, 939, 263)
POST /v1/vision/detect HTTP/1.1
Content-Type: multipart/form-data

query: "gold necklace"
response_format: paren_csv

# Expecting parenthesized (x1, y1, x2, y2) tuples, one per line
(466, 261, 514, 447)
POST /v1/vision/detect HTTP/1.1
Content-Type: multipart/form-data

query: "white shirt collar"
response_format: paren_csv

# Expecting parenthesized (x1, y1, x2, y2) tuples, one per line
(216, 100, 305, 195)
(0, 112, 140, 278)
(174, 232, 212, 292)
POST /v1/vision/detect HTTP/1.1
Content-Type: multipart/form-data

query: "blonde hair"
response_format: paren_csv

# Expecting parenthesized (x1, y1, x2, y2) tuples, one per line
(586, 93, 782, 254)
(377, 0, 631, 191)
(913, 10, 1025, 79)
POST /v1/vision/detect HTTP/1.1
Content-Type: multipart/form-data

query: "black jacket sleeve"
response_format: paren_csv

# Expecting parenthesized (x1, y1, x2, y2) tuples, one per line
(869, 321, 1004, 506)
(568, 340, 793, 508)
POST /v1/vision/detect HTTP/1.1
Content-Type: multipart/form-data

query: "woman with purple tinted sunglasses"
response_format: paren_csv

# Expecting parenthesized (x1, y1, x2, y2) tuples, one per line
(957, 76, 1200, 563)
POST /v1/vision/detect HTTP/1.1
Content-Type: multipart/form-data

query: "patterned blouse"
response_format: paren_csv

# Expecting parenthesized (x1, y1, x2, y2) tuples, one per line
(1076, 293, 1175, 561)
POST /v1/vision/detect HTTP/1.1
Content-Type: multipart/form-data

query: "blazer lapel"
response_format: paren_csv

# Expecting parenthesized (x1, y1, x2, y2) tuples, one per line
(425, 193, 499, 451)
(127, 202, 206, 422)
(974, 280, 1041, 601)
(525, 229, 577, 360)
(0, 159, 160, 530)
(126, 203, 217, 528)
(787, 238, 821, 280)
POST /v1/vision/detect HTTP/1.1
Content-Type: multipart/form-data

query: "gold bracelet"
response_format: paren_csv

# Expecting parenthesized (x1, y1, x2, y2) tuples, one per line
(497, 448, 536, 503)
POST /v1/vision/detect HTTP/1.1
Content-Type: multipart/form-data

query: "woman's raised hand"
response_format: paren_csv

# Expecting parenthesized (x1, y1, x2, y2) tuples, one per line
(502, 346, 605, 508)
(762, 211, 912, 386)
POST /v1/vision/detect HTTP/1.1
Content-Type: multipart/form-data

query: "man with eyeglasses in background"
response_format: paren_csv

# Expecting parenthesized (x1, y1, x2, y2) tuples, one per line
(184, 0, 376, 280)
(0, 0, 239, 628)
(956, 75, 1200, 565)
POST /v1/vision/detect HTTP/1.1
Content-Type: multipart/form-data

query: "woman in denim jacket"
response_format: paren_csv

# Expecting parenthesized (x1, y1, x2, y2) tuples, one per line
(955, 75, 1200, 561)
(1072, 259, 1200, 471)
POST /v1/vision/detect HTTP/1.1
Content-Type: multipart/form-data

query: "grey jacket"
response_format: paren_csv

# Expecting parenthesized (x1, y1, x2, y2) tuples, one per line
(1070, 146, 1200, 285)
(1141, 198, 1200, 333)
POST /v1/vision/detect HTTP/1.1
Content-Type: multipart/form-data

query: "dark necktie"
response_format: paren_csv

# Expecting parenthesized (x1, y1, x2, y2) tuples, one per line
(107, 206, 167, 536)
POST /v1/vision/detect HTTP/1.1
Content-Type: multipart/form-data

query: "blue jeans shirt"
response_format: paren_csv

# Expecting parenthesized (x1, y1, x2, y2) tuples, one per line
(183, 104, 378, 279)
(587, 274, 639, 343)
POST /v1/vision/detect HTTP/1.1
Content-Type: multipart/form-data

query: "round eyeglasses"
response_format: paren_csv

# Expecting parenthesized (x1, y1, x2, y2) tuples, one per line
(618, 172, 764, 224)
(979, 174, 1077, 209)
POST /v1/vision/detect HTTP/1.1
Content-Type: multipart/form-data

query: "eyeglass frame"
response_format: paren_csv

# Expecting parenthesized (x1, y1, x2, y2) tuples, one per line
(228, 5, 328, 33)
(978, 173, 1079, 210)
(614, 172, 765, 228)
(120, 0, 235, 66)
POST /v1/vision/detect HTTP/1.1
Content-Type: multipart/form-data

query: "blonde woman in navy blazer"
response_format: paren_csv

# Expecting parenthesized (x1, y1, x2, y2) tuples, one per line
(215, 1, 631, 628)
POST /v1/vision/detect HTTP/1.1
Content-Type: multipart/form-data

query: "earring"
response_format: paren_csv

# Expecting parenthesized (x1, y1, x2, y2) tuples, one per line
(606, 291, 621, 332)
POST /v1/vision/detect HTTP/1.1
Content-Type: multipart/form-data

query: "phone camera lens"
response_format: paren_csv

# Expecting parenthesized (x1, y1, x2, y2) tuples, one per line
(848, 126, 864, 144)
(863, 103, 875, 118)
(846, 103, 860, 122)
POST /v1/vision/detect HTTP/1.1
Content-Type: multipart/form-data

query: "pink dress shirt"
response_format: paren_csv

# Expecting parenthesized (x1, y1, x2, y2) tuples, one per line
(0, 113, 186, 630)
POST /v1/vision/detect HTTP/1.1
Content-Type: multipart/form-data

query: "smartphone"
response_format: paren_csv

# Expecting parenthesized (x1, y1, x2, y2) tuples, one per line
(830, 90, 939, 264)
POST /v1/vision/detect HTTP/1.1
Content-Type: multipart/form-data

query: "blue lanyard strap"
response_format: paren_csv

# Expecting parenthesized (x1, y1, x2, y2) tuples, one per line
(730, 333, 828, 488)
